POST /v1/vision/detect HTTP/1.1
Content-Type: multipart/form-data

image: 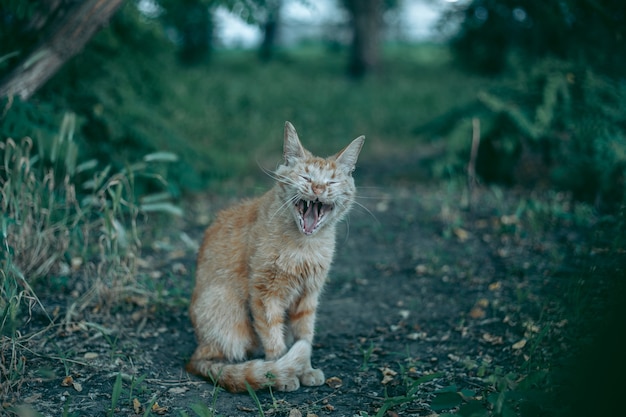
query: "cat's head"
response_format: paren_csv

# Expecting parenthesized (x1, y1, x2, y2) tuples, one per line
(275, 121, 364, 236)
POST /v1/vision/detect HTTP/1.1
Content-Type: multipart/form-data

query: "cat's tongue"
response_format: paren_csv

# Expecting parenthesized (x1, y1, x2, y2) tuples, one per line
(303, 201, 320, 234)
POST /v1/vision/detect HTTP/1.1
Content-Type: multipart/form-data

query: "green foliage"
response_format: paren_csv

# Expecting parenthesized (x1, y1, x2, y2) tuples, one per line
(427, 58, 626, 211)
(0, 0, 40, 73)
(447, 0, 626, 76)
(376, 371, 443, 417)
(0, 106, 180, 399)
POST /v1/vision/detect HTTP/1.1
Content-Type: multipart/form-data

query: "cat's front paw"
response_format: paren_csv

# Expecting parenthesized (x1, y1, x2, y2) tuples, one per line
(299, 368, 325, 387)
(274, 376, 301, 392)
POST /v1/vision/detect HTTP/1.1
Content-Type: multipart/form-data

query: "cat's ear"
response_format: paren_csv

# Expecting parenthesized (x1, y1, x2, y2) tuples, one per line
(334, 135, 365, 174)
(283, 121, 307, 165)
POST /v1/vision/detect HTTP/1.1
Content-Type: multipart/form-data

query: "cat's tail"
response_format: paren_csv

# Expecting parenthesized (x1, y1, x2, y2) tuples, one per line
(186, 340, 311, 393)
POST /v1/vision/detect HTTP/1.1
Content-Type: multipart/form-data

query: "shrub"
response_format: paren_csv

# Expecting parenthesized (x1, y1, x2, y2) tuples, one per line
(429, 59, 626, 212)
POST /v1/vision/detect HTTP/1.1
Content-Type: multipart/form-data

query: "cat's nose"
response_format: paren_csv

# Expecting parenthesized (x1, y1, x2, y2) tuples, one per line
(311, 183, 325, 195)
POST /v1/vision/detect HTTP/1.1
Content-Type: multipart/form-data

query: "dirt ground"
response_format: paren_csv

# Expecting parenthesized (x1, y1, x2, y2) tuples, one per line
(4, 158, 621, 417)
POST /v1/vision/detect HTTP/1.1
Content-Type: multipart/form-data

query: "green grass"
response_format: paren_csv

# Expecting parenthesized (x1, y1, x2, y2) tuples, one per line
(0, 114, 179, 402)
(157, 46, 489, 184)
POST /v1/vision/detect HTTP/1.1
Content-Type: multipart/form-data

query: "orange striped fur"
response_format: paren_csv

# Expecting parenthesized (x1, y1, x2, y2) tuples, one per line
(187, 122, 364, 392)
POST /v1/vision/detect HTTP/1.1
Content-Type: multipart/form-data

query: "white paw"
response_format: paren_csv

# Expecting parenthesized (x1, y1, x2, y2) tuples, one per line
(275, 376, 301, 392)
(299, 368, 325, 386)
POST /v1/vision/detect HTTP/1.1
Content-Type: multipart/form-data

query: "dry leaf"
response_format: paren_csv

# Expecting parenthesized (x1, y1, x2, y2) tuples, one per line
(237, 406, 256, 412)
(325, 376, 343, 389)
(476, 298, 489, 308)
(83, 352, 99, 360)
(501, 214, 518, 225)
(133, 398, 143, 414)
(482, 333, 503, 345)
(288, 409, 302, 417)
(469, 306, 486, 319)
(453, 227, 470, 241)
(61, 376, 73, 387)
(168, 386, 188, 395)
(379, 367, 397, 385)
(151, 402, 168, 415)
(72, 382, 83, 392)
(512, 339, 527, 350)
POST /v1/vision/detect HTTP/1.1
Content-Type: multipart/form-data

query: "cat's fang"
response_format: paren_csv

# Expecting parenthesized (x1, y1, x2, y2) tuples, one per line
(296, 199, 332, 235)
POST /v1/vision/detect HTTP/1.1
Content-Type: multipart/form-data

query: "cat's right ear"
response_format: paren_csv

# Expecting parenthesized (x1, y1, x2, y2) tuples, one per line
(283, 121, 306, 165)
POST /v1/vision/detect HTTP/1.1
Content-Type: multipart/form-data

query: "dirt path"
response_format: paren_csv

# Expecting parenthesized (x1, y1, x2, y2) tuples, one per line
(6, 174, 603, 417)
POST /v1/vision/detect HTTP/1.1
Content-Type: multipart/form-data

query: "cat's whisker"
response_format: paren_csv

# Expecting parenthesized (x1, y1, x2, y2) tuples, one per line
(351, 200, 380, 225)
(269, 193, 299, 221)
(259, 165, 299, 187)
(341, 213, 351, 242)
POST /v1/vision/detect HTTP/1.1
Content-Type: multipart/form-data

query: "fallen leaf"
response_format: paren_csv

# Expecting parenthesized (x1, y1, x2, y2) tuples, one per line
(453, 227, 470, 241)
(325, 376, 342, 389)
(379, 367, 397, 385)
(152, 402, 168, 415)
(501, 214, 518, 225)
(469, 306, 486, 319)
(482, 333, 503, 345)
(512, 339, 527, 350)
(133, 398, 143, 414)
(237, 406, 256, 412)
(61, 376, 73, 387)
(72, 382, 83, 392)
(407, 331, 427, 340)
(168, 386, 188, 395)
(83, 352, 99, 360)
(288, 409, 302, 417)
(476, 298, 489, 308)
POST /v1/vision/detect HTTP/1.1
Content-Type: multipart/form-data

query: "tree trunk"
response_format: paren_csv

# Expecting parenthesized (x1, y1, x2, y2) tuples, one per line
(0, 0, 124, 101)
(258, 0, 282, 62)
(344, 0, 383, 78)
(177, 0, 214, 65)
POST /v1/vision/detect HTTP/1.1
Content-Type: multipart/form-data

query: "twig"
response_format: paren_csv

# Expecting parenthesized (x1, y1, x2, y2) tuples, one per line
(466, 117, 481, 210)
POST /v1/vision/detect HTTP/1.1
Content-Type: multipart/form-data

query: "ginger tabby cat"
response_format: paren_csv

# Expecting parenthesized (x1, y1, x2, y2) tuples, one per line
(187, 121, 364, 392)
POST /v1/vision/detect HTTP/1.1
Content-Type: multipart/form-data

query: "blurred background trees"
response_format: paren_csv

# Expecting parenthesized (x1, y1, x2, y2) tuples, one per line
(447, 0, 626, 75)
(1, 0, 624, 209)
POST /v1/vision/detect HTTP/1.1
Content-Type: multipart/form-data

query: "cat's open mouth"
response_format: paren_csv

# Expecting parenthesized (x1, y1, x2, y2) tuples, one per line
(296, 199, 333, 235)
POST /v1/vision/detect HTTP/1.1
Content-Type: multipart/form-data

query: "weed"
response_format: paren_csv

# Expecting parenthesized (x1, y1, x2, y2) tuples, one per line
(0, 111, 179, 400)
(245, 382, 266, 417)
(376, 371, 443, 417)
(108, 372, 123, 417)
(360, 341, 376, 371)
(183, 402, 219, 417)
(128, 374, 148, 404)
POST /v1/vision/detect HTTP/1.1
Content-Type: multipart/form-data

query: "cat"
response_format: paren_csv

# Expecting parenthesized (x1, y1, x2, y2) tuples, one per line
(186, 121, 364, 392)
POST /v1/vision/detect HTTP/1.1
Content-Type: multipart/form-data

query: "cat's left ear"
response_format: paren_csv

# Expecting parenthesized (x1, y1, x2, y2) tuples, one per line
(334, 136, 365, 174)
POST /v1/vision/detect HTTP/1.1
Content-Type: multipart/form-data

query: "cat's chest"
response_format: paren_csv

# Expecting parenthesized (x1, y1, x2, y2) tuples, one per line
(251, 232, 335, 280)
